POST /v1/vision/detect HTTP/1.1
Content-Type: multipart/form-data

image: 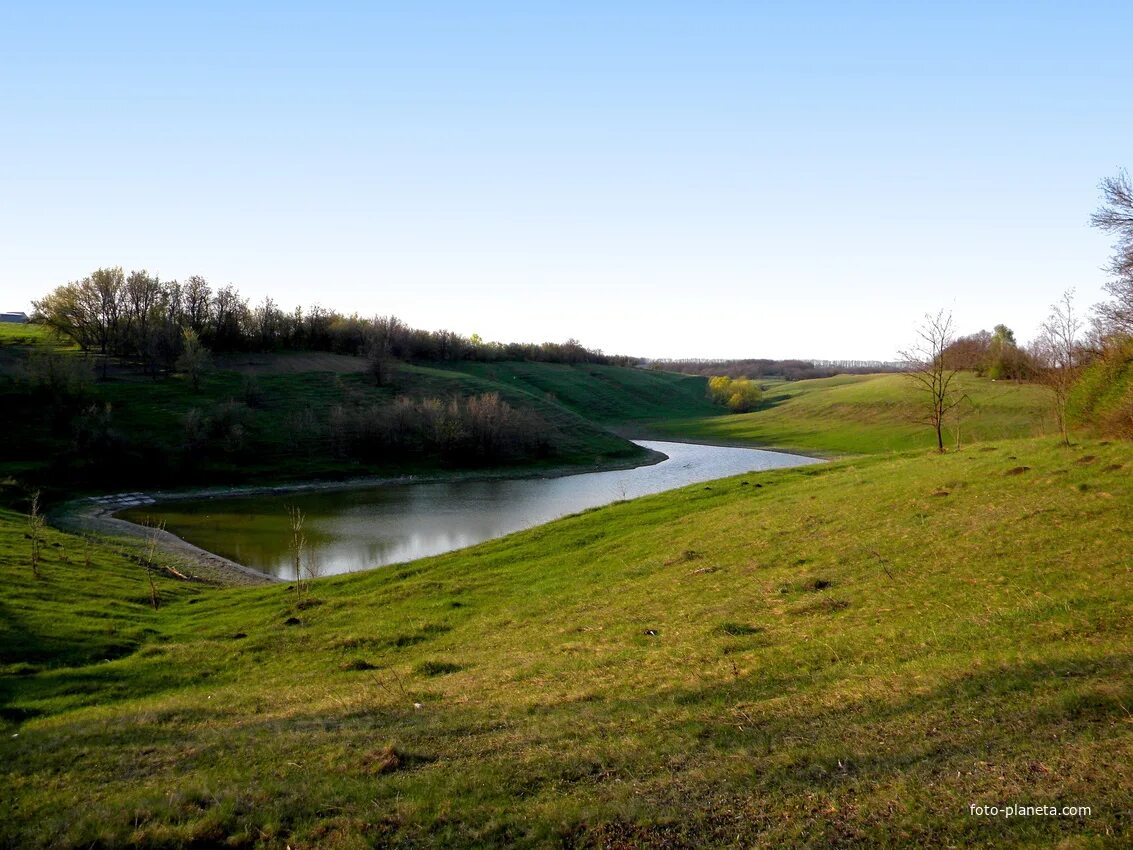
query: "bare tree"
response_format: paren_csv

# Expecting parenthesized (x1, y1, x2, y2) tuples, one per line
(365, 315, 405, 386)
(1032, 290, 1082, 446)
(27, 490, 45, 578)
(143, 520, 165, 610)
(287, 505, 307, 606)
(1091, 170, 1133, 337)
(900, 310, 963, 452)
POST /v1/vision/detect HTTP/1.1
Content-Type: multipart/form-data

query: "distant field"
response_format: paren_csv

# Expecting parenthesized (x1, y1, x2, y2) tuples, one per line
(653, 372, 1054, 455)
(2, 436, 1129, 848)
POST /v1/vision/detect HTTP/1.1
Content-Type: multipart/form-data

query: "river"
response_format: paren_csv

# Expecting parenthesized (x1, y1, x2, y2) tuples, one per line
(118, 440, 819, 578)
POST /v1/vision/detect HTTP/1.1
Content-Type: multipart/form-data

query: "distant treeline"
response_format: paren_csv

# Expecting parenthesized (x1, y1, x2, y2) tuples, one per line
(31, 268, 634, 374)
(941, 325, 1034, 380)
(651, 358, 903, 381)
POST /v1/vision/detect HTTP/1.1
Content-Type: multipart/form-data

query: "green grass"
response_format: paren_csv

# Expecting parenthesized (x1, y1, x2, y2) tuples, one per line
(448, 361, 718, 423)
(652, 372, 1054, 455)
(0, 322, 57, 346)
(2, 436, 1130, 848)
(0, 336, 718, 495)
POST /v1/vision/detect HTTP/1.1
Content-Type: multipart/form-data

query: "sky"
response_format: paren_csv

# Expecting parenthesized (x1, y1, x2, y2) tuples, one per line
(1, 1, 1130, 360)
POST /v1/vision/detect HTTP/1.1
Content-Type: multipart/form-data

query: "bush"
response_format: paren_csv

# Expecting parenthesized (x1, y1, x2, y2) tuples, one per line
(22, 350, 94, 400)
(707, 376, 763, 412)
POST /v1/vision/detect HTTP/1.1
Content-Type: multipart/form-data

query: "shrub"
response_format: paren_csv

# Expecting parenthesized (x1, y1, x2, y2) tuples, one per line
(707, 376, 763, 412)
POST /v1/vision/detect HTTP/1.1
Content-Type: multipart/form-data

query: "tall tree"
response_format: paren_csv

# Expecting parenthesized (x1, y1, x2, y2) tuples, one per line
(124, 269, 163, 372)
(182, 275, 212, 333)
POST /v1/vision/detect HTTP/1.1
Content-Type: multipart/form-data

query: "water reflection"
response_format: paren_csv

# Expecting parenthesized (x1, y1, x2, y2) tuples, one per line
(126, 440, 818, 577)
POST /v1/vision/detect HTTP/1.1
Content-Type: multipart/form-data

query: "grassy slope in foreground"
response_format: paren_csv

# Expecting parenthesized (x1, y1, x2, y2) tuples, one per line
(652, 372, 1053, 455)
(2, 437, 1130, 848)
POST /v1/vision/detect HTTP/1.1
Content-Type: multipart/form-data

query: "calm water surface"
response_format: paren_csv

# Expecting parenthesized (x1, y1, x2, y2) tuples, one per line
(123, 441, 818, 578)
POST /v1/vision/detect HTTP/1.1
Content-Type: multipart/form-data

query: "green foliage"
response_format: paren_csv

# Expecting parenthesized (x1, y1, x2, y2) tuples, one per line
(0, 332, 667, 492)
(706, 375, 763, 412)
(1067, 337, 1133, 438)
(448, 361, 719, 423)
(174, 328, 211, 391)
(21, 349, 94, 400)
(1, 438, 1130, 847)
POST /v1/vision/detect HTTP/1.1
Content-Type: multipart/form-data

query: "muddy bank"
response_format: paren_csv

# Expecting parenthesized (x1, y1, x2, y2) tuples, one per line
(55, 495, 278, 586)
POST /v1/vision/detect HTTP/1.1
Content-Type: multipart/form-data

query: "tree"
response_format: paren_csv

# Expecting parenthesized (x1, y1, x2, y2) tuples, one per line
(287, 505, 307, 607)
(900, 310, 963, 452)
(706, 375, 763, 412)
(32, 267, 126, 378)
(1032, 290, 1082, 446)
(182, 275, 212, 333)
(175, 328, 211, 391)
(365, 315, 405, 386)
(123, 269, 163, 375)
(27, 490, 45, 578)
(987, 324, 1030, 380)
(1091, 170, 1133, 338)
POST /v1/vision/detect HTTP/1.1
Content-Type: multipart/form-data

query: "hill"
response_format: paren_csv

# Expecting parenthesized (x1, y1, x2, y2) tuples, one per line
(0, 330, 715, 498)
(447, 360, 719, 423)
(2, 436, 1129, 848)
(651, 372, 1053, 455)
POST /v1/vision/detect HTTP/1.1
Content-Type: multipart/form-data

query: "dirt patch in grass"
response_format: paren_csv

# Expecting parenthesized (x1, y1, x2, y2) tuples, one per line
(340, 658, 379, 672)
(416, 660, 464, 676)
(717, 622, 763, 636)
(790, 597, 850, 616)
(359, 744, 435, 775)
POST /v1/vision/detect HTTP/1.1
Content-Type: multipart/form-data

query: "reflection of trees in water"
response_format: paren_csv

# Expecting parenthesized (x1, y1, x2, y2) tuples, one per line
(152, 442, 821, 579)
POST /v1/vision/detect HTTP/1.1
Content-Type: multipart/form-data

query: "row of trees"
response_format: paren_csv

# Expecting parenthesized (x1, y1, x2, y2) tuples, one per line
(31, 270, 632, 377)
(652, 357, 901, 381)
(327, 392, 549, 463)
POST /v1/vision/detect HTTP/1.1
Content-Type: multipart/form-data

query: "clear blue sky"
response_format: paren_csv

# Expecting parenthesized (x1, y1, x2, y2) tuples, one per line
(1, 1, 1129, 359)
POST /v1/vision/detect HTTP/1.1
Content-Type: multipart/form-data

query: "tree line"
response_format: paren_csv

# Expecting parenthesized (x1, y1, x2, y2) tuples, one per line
(651, 358, 902, 382)
(31, 269, 634, 377)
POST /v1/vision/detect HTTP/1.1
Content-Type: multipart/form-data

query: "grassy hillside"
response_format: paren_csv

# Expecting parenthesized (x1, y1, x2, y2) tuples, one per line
(652, 373, 1053, 455)
(0, 331, 716, 497)
(3, 436, 1129, 848)
(1068, 340, 1133, 439)
(449, 361, 717, 423)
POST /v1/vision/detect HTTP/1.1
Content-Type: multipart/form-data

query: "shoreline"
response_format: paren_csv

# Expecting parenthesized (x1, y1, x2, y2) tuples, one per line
(613, 426, 845, 459)
(53, 445, 671, 586)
